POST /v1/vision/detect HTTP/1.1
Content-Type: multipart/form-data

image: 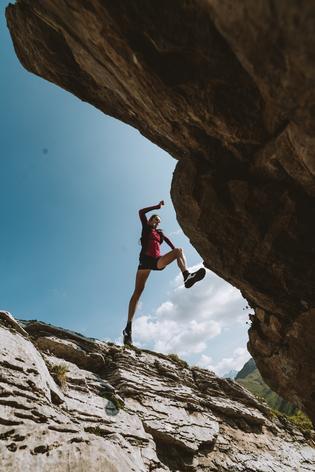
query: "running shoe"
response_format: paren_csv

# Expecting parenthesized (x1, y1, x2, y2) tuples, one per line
(123, 328, 132, 345)
(184, 267, 206, 288)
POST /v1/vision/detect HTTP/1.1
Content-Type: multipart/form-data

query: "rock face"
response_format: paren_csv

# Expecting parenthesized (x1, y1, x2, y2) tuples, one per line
(0, 313, 314, 471)
(5, 1, 315, 422)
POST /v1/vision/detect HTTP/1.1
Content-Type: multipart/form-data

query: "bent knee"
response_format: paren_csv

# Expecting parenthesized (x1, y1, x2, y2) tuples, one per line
(175, 247, 183, 256)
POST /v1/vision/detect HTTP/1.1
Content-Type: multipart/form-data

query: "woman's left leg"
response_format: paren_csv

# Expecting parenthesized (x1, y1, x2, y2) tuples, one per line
(123, 269, 151, 345)
(157, 248, 206, 288)
(127, 269, 151, 323)
(157, 248, 188, 273)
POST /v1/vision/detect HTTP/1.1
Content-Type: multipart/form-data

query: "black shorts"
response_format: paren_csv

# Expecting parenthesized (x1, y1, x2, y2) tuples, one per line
(138, 254, 165, 271)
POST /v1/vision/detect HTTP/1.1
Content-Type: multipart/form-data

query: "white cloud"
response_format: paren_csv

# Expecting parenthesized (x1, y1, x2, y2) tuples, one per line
(134, 315, 221, 355)
(197, 347, 250, 377)
(157, 264, 245, 325)
(133, 264, 247, 357)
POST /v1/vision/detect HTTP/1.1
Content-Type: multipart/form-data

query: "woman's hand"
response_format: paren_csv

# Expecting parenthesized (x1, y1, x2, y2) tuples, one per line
(158, 200, 165, 208)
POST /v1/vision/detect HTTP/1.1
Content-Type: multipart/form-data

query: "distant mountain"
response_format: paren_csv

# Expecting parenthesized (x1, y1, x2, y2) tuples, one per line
(222, 369, 238, 380)
(235, 358, 256, 380)
(236, 358, 297, 416)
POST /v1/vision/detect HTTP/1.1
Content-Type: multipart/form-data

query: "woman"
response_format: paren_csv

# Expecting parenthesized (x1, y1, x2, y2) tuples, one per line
(123, 200, 206, 345)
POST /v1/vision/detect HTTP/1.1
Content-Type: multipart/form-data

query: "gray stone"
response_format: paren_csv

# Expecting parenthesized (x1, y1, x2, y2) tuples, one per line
(0, 314, 314, 471)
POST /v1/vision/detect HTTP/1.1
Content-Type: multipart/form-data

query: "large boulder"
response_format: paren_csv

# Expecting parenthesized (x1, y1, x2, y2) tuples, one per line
(0, 313, 314, 471)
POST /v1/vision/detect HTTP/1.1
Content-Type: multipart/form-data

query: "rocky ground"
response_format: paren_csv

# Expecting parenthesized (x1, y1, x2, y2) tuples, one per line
(0, 311, 314, 471)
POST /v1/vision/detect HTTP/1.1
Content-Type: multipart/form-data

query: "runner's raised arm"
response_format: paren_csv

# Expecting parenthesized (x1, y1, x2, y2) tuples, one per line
(139, 201, 164, 225)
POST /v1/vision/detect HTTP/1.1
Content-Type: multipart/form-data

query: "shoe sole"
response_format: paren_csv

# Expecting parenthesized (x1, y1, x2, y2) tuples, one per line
(185, 268, 206, 288)
(123, 333, 132, 345)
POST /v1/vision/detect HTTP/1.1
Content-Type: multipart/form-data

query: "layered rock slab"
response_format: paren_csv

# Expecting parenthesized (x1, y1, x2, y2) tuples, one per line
(5, 0, 315, 422)
(0, 314, 314, 471)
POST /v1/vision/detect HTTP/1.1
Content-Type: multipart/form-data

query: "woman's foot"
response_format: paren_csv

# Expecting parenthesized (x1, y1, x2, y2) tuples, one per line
(123, 323, 133, 345)
(184, 268, 206, 288)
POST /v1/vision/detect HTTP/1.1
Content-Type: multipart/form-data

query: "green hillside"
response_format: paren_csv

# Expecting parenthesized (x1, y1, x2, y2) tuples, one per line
(236, 364, 297, 415)
(236, 359, 313, 431)
(235, 358, 313, 432)
(235, 358, 313, 431)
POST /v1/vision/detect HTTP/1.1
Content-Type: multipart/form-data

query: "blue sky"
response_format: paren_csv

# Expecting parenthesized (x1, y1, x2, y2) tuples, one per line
(1, 5, 250, 374)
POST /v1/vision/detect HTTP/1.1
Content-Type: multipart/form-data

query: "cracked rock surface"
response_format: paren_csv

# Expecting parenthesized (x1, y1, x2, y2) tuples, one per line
(5, 1, 315, 423)
(0, 313, 314, 471)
